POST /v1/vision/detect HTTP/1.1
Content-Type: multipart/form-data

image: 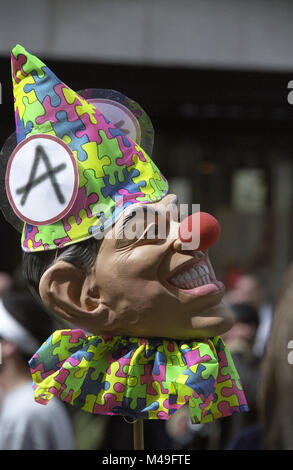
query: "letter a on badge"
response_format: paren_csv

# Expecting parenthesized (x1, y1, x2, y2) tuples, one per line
(5, 134, 79, 226)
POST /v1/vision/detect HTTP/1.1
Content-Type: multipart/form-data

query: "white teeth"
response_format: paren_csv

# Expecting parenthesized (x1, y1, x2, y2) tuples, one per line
(198, 266, 206, 276)
(169, 262, 213, 289)
(176, 275, 183, 284)
(191, 268, 199, 280)
(178, 274, 185, 284)
(184, 272, 192, 282)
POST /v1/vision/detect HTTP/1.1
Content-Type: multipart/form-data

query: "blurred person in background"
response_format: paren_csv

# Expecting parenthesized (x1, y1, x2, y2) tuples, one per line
(226, 264, 293, 449)
(257, 263, 293, 449)
(220, 303, 261, 449)
(225, 273, 273, 358)
(0, 290, 75, 450)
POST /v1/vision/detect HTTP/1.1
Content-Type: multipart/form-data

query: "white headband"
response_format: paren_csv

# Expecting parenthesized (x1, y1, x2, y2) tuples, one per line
(0, 299, 40, 355)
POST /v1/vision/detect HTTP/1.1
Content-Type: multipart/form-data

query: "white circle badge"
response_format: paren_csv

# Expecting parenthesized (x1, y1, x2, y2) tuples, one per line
(5, 134, 79, 226)
(89, 98, 141, 145)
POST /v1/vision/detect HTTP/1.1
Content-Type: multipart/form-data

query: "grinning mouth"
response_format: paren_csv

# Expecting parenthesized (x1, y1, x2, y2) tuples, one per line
(167, 257, 215, 290)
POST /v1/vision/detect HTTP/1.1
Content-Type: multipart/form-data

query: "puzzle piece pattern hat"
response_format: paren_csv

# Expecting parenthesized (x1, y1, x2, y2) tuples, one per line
(6, 45, 168, 252)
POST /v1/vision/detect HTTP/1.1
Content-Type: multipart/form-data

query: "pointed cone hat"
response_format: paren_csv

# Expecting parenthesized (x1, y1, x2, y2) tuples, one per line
(5, 45, 168, 252)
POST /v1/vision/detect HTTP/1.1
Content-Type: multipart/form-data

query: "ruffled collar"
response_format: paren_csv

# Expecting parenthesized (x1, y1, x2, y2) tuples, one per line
(29, 330, 248, 423)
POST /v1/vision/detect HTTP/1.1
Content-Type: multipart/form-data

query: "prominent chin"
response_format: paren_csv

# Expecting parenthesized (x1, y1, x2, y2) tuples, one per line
(195, 318, 234, 339)
(190, 303, 235, 339)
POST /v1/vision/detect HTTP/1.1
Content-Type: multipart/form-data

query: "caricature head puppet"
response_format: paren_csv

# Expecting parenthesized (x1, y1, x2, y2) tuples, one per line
(0, 45, 248, 423)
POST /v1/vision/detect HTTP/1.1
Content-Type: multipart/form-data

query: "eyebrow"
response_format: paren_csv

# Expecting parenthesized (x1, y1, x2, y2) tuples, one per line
(116, 205, 158, 239)
(115, 197, 179, 240)
(116, 210, 137, 238)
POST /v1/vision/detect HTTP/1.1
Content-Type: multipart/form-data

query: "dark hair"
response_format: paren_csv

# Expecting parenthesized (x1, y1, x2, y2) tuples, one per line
(22, 237, 99, 301)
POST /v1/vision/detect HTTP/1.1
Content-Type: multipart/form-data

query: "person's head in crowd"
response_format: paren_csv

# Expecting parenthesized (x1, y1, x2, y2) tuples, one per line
(222, 302, 259, 352)
(225, 273, 266, 310)
(258, 264, 293, 449)
(0, 290, 54, 389)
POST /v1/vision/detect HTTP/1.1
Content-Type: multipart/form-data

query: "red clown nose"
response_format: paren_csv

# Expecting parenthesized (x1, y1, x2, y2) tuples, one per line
(179, 212, 221, 250)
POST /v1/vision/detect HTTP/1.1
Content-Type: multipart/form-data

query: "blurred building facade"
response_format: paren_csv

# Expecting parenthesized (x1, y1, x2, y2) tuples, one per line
(1, 0, 293, 300)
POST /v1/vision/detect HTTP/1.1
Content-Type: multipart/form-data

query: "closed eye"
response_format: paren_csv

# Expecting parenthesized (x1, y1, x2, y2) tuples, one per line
(115, 206, 168, 248)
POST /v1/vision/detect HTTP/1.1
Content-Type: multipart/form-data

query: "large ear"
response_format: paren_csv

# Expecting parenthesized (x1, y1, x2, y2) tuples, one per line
(39, 260, 113, 331)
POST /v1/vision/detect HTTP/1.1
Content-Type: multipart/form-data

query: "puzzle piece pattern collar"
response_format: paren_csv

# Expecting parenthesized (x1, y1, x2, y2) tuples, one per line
(29, 329, 249, 423)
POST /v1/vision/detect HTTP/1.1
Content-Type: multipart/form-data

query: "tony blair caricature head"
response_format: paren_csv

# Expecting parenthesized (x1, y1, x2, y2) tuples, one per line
(2, 45, 233, 341)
